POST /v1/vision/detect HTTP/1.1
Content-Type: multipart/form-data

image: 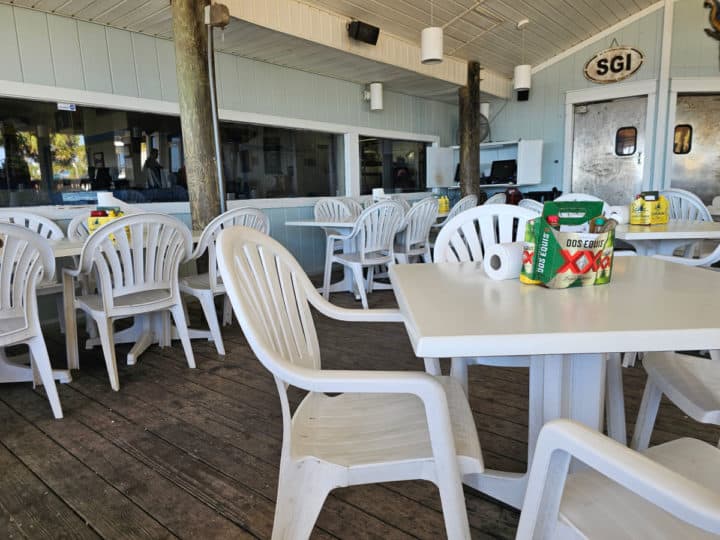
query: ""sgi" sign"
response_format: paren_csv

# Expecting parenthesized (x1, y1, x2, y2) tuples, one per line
(584, 47, 644, 84)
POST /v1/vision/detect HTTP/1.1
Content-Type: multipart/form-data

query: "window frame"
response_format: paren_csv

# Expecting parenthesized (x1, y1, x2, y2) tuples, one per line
(672, 123, 693, 155)
(614, 126, 638, 157)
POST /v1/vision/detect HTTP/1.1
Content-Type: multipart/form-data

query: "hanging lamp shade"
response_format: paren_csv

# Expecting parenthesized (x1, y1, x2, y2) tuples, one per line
(513, 64, 532, 91)
(421, 27, 443, 64)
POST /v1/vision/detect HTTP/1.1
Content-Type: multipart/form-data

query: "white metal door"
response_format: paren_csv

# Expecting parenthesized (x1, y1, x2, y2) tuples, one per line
(570, 96, 647, 205)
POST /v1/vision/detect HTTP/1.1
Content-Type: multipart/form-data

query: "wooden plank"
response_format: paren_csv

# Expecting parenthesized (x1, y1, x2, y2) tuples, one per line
(0, 443, 99, 540)
(0, 398, 173, 539)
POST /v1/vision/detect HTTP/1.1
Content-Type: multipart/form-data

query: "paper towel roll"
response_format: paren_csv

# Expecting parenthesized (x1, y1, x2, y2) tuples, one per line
(483, 242, 525, 280)
(96, 192, 115, 207)
(606, 205, 629, 225)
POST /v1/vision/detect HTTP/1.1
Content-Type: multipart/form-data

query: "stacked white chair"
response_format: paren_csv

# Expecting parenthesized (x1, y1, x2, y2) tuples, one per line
(180, 207, 269, 355)
(341, 198, 364, 218)
(216, 226, 483, 540)
(661, 188, 712, 221)
(322, 201, 405, 309)
(394, 197, 439, 264)
(0, 224, 63, 419)
(393, 196, 412, 213)
(431, 204, 537, 389)
(0, 211, 66, 331)
(518, 198, 544, 213)
(517, 419, 720, 539)
(484, 192, 506, 205)
(316, 198, 354, 298)
(63, 213, 195, 391)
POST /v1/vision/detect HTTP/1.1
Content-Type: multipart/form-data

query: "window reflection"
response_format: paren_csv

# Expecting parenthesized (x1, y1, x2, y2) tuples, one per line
(360, 137, 427, 194)
(0, 96, 343, 206)
(615, 126, 637, 156)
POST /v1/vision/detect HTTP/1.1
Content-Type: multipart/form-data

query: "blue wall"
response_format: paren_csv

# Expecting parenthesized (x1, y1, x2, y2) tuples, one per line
(487, 1, 720, 193)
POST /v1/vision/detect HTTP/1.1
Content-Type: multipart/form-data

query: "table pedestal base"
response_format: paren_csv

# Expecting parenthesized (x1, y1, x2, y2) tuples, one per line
(463, 353, 606, 509)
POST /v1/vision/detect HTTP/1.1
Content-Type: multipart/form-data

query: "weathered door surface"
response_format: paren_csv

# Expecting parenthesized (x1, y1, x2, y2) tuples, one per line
(571, 96, 647, 205)
(670, 94, 720, 204)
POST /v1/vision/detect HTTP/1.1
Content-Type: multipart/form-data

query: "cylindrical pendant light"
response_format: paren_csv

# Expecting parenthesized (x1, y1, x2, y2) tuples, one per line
(421, 27, 443, 64)
(513, 65, 532, 91)
(421, 0, 443, 64)
(369, 82, 383, 111)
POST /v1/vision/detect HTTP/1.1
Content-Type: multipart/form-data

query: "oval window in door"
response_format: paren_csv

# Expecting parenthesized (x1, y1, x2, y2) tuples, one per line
(615, 126, 637, 156)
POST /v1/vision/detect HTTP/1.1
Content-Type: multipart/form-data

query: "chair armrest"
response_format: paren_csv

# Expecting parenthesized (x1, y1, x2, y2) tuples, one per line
(518, 420, 720, 538)
(62, 266, 83, 278)
(653, 243, 720, 267)
(307, 287, 403, 323)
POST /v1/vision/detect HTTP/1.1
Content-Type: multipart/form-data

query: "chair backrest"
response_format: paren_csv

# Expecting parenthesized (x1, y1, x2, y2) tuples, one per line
(394, 197, 412, 212)
(0, 223, 54, 330)
(341, 198, 364, 218)
(434, 204, 537, 263)
(518, 198, 544, 214)
(0, 210, 64, 240)
(353, 201, 405, 262)
(67, 213, 91, 242)
(484, 193, 506, 205)
(216, 226, 323, 437)
(193, 207, 270, 291)
(76, 213, 191, 314)
(398, 197, 439, 251)
(314, 198, 352, 222)
(661, 189, 712, 221)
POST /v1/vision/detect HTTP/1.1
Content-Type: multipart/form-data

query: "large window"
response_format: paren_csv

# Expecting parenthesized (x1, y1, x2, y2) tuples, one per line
(359, 136, 427, 195)
(0, 96, 342, 206)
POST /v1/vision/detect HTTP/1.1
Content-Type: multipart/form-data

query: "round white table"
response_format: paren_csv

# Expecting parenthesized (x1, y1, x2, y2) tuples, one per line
(615, 220, 720, 256)
(389, 256, 720, 508)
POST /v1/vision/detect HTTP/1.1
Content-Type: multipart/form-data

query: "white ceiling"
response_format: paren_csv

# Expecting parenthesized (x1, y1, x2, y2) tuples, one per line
(302, 0, 659, 76)
(4, 0, 659, 99)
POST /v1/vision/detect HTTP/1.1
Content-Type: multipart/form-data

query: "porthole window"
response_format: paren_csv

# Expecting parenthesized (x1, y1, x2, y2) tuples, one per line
(673, 124, 692, 155)
(615, 127, 637, 156)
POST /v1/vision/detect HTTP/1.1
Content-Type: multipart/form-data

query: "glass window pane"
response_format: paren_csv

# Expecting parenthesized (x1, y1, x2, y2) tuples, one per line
(359, 136, 427, 194)
(615, 127, 637, 156)
(673, 124, 692, 155)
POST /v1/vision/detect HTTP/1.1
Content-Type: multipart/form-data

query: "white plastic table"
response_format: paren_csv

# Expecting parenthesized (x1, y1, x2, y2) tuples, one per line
(286, 219, 357, 294)
(389, 257, 720, 508)
(615, 220, 720, 256)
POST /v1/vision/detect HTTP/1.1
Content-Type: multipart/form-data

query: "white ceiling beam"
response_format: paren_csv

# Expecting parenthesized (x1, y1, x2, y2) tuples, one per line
(224, 0, 511, 98)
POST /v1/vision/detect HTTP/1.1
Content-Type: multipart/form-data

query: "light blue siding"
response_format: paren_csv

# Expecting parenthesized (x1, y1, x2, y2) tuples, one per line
(107, 28, 139, 98)
(133, 33, 163, 101)
(77, 21, 112, 93)
(0, 5, 22, 83)
(14, 8, 54, 86)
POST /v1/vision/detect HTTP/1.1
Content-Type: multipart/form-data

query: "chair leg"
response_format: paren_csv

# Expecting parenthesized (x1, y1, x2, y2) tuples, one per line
(55, 295, 66, 334)
(95, 318, 120, 391)
(622, 351, 638, 368)
(630, 379, 663, 451)
(222, 295, 233, 326)
(322, 240, 334, 300)
(449, 358, 469, 396)
(27, 336, 63, 419)
(349, 264, 368, 309)
(395, 253, 408, 265)
(605, 353, 627, 445)
(169, 304, 197, 369)
(366, 266, 375, 294)
(197, 292, 225, 355)
(422, 248, 431, 263)
(272, 460, 334, 540)
(424, 358, 441, 375)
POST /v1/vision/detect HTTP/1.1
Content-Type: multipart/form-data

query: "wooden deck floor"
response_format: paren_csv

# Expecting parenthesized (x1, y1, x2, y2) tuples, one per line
(1, 290, 718, 539)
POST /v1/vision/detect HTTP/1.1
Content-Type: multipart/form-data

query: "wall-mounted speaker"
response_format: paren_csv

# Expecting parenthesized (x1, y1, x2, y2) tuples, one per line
(348, 21, 380, 45)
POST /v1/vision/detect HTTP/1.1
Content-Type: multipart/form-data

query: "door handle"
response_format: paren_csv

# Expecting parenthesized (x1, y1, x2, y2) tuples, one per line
(637, 151, 642, 165)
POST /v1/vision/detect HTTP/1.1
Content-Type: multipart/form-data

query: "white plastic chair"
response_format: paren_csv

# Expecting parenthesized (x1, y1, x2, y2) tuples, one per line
(216, 225, 483, 540)
(316, 199, 354, 298)
(518, 198, 544, 214)
(0, 224, 63, 419)
(180, 208, 269, 355)
(517, 419, 720, 539)
(63, 213, 195, 391)
(432, 194, 478, 231)
(431, 204, 537, 391)
(341, 198, 364, 218)
(394, 197, 439, 264)
(0, 210, 67, 331)
(67, 213, 91, 241)
(322, 201, 405, 309)
(631, 352, 720, 451)
(484, 192, 506, 205)
(661, 188, 712, 221)
(394, 196, 412, 213)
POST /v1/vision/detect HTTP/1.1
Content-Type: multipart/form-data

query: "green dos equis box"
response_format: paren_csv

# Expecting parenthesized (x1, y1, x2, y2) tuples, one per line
(521, 201, 615, 289)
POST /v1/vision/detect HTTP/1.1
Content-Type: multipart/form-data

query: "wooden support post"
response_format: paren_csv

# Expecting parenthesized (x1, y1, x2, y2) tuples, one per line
(459, 61, 481, 198)
(172, 0, 221, 231)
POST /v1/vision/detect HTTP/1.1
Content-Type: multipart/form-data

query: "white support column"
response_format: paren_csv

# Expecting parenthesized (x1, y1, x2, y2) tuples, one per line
(344, 132, 360, 198)
(651, 0, 675, 189)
